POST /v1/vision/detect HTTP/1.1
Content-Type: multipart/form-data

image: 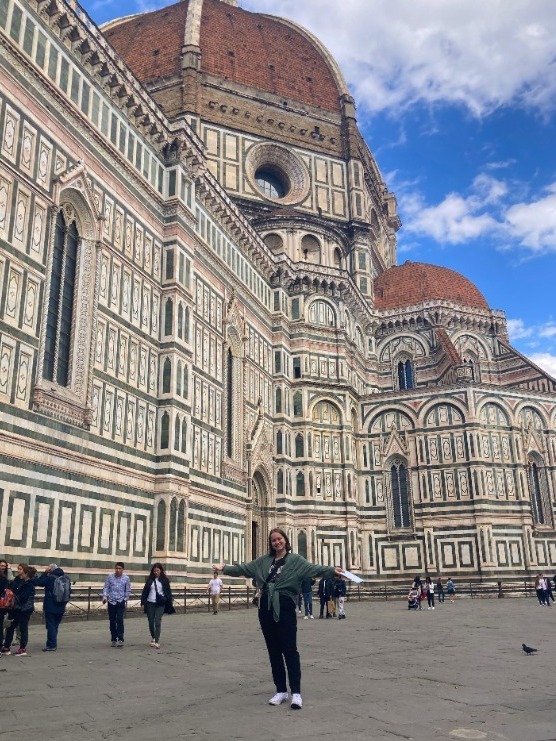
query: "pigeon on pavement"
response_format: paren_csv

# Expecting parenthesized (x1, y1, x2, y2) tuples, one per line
(522, 643, 538, 655)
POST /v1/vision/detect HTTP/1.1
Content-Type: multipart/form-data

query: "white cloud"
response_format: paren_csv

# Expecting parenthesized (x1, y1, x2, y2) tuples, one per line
(527, 352, 556, 378)
(244, 0, 556, 117)
(507, 318, 533, 341)
(505, 188, 556, 252)
(396, 174, 556, 254)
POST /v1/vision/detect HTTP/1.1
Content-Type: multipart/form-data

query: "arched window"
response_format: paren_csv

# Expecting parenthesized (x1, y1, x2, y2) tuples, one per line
(177, 500, 185, 551)
(174, 414, 180, 450)
(264, 233, 284, 253)
(301, 234, 321, 263)
(397, 359, 414, 390)
(181, 419, 187, 453)
(275, 387, 282, 414)
(295, 433, 304, 458)
(169, 497, 177, 550)
(185, 306, 190, 342)
(296, 471, 305, 497)
(277, 468, 284, 494)
(162, 358, 172, 393)
(178, 303, 184, 339)
(156, 499, 166, 551)
(44, 211, 79, 386)
(164, 299, 173, 336)
(391, 460, 411, 528)
(160, 411, 170, 449)
(528, 456, 552, 527)
(297, 531, 307, 558)
(276, 430, 283, 455)
(176, 360, 182, 396)
(226, 348, 233, 457)
(308, 300, 336, 327)
(333, 247, 342, 269)
(293, 391, 303, 417)
(183, 365, 189, 397)
(363, 445, 368, 468)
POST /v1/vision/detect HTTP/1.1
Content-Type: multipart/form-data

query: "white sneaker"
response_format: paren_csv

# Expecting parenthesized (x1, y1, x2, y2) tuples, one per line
(291, 693, 302, 709)
(309, 615, 314, 619)
(298, 610, 302, 615)
(269, 692, 288, 705)
(303, 615, 308, 620)
(150, 640, 156, 647)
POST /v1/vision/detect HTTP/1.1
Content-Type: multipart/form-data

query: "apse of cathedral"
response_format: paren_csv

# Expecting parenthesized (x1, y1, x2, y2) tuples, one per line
(0, 0, 555, 585)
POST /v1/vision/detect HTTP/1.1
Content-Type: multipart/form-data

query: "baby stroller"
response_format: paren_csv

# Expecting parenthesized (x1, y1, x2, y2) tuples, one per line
(407, 588, 420, 610)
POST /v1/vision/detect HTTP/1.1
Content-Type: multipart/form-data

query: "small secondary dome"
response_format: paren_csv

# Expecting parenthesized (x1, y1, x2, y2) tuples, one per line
(374, 261, 490, 310)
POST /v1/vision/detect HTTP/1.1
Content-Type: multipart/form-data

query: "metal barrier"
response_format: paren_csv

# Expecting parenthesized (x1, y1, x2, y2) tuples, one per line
(29, 579, 545, 622)
(31, 585, 259, 621)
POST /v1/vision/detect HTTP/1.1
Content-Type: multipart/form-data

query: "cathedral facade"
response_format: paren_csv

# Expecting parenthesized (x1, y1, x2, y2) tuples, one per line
(1, 0, 555, 585)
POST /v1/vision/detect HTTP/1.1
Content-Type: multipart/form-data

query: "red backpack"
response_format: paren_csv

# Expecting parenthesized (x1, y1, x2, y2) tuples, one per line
(0, 588, 17, 610)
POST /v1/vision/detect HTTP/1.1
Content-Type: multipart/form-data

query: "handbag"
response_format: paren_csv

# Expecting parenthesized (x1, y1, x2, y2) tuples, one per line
(327, 598, 336, 615)
(155, 590, 166, 606)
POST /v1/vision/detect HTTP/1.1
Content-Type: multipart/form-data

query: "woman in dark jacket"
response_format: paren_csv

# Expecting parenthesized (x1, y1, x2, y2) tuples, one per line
(1, 564, 37, 656)
(140, 563, 175, 649)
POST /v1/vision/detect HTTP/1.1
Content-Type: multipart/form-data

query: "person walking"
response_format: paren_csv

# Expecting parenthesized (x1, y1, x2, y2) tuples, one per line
(425, 576, 435, 610)
(546, 575, 555, 604)
(436, 577, 445, 604)
(102, 562, 131, 647)
(446, 577, 456, 603)
(0, 560, 12, 648)
(301, 577, 315, 619)
(207, 570, 223, 615)
(318, 575, 335, 618)
(35, 563, 71, 652)
(141, 563, 175, 648)
(213, 527, 342, 710)
(334, 575, 347, 619)
(412, 576, 423, 610)
(1, 564, 37, 656)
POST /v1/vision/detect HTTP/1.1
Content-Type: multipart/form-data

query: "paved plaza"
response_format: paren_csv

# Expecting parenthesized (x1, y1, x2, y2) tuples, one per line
(1, 596, 554, 741)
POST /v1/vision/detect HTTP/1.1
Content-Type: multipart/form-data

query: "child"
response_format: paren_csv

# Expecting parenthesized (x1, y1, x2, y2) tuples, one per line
(446, 578, 456, 603)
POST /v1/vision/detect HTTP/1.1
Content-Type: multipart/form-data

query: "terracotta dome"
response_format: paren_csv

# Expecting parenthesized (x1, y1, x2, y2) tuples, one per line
(374, 261, 489, 311)
(103, 0, 344, 113)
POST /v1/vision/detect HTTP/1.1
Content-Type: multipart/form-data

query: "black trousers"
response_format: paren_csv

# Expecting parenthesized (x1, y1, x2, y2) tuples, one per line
(3, 610, 32, 649)
(108, 601, 126, 641)
(319, 595, 330, 617)
(258, 595, 301, 694)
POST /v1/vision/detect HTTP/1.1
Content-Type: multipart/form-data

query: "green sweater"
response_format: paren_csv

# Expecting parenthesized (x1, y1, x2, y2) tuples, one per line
(223, 553, 336, 622)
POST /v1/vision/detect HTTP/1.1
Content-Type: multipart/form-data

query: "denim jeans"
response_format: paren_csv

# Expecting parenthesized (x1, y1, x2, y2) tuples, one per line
(146, 602, 165, 641)
(44, 611, 63, 648)
(302, 591, 312, 616)
(107, 601, 126, 641)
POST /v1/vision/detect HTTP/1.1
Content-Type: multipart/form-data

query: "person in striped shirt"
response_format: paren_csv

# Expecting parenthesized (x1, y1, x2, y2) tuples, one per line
(102, 562, 131, 647)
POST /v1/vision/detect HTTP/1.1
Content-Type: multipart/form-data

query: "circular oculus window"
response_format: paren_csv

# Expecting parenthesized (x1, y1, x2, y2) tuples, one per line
(246, 143, 310, 206)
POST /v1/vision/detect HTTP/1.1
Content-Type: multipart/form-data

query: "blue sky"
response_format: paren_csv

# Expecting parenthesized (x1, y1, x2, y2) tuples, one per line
(84, 0, 556, 376)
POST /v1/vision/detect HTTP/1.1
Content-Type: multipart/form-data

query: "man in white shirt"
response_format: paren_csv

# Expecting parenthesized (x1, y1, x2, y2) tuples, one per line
(207, 570, 223, 614)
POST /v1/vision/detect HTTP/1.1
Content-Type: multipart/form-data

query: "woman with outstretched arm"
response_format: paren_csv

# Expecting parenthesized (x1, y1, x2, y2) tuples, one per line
(214, 527, 343, 710)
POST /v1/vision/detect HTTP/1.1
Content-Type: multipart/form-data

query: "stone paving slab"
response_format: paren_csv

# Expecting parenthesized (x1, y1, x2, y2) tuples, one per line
(1, 597, 555, 741)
